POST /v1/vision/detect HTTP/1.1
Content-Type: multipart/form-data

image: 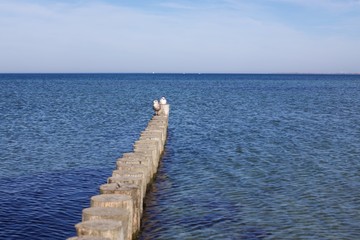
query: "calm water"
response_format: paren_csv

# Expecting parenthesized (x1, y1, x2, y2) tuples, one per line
(1, 74, 360, 239)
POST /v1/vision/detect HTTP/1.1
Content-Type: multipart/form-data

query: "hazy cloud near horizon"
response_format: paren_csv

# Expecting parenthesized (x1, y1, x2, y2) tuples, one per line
(0, 0, 359, 73)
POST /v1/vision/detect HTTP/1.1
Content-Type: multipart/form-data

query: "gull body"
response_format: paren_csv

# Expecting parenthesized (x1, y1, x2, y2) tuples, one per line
(153, 100, 161, 115)
(160, 97, 167, 105)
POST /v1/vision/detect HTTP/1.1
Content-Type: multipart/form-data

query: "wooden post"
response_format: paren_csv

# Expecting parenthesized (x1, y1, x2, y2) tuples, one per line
(91, 195, 133, 240)
(67, 236, 111, 240)
(99, 183, 142, 231)
(75, 220, 124, 240)
(82, 207, 129, 239)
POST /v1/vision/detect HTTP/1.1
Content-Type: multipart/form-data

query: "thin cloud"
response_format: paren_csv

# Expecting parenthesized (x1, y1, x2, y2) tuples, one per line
(269, 0, 360, 11)
(158, 2, 196, 10)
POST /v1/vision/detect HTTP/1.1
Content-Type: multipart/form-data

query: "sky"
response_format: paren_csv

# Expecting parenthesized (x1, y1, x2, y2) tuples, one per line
(0, 0, 359, 73)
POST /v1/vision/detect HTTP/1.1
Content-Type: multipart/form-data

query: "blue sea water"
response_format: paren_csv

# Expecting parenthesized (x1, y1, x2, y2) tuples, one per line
(0, 74, 360, 239)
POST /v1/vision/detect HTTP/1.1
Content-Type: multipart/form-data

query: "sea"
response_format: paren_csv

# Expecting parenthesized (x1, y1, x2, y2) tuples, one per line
(0, 73, 359, 240)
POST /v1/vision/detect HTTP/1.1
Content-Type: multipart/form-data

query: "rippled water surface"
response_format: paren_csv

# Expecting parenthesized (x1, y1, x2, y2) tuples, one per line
(1, 74, 360, 239)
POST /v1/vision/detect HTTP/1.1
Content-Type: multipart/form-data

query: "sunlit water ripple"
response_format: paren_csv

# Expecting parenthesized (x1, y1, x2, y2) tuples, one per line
(1, 74, 360, 239)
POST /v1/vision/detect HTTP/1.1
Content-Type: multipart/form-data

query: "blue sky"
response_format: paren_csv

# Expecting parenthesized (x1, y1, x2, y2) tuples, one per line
(0, 0, 359, 73)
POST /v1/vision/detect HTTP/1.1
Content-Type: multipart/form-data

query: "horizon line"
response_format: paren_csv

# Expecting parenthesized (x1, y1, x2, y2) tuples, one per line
(1, 72, 360, 75)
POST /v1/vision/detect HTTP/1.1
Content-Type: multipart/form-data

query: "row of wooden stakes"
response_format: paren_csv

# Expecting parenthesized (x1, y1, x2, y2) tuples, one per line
(68, 106, 170, 240)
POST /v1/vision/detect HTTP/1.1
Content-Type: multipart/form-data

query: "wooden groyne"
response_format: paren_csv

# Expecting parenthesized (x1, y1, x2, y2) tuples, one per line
(68, 102, 170, 240)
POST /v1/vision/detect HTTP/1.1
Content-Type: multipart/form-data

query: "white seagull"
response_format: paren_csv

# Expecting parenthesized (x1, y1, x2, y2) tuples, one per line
(160, 97, 167, 105)
(153, 100, 161, 115)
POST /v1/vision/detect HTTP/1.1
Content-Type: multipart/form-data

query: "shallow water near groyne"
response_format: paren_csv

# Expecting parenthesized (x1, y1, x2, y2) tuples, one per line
(1, 74, 360, 239)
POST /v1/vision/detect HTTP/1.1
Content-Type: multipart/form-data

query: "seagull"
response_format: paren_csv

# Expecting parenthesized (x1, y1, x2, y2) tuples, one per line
(160, 97, 167, 105)
(153, 100, 161, 115)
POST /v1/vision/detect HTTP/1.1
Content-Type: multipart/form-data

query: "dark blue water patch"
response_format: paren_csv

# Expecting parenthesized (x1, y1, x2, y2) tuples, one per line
(0, 167, 111, 240)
